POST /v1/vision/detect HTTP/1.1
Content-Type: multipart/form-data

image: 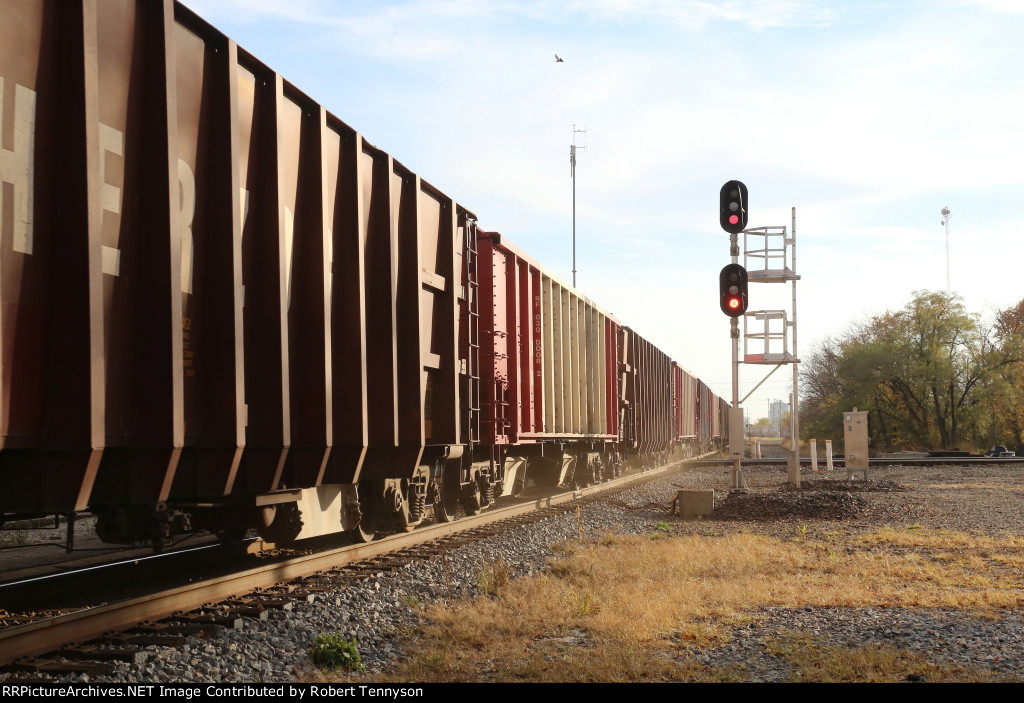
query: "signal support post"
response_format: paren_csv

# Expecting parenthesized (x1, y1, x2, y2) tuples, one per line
(719, 181, 750, 490)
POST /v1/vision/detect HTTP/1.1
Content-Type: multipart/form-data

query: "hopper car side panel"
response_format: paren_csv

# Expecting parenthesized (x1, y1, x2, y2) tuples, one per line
(621, 328, 674, 464)
(672, 362, 698, 454)
(0, 0, 469, 520)
(717, 396, 730, 446)
(694, 380, 729, 453)
(0, 0, 729, 545)
(672, 365, 680, 441)
(683, 365, 698, 440)
(0, 0, 190, 514)
(478, 231, 618, 446)
(0, 0, 101, 513)
(696, 379, 711, 451)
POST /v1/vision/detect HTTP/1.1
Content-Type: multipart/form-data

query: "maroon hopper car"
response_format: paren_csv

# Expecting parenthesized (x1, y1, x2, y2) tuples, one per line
(0, 0, 730, 548)
(476, 231, 621, 493)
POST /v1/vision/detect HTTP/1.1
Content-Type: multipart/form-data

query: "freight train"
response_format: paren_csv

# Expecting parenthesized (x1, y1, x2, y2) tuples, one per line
(0, 0, 728, 549)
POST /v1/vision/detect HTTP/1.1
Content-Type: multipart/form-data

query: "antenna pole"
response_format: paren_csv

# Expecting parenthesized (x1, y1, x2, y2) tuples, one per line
(570, 125, 586, 287)
(571, 144, 576, 287)
(940, 207, 951, 292)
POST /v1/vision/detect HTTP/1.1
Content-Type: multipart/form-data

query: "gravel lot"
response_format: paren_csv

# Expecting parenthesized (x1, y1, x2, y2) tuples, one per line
(672, 462, 1024, 682)
(2, 461, 1021, 683)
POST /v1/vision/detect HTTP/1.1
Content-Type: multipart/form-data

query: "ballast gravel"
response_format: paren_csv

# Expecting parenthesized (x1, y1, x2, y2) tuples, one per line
(4, 462, 1024, 683)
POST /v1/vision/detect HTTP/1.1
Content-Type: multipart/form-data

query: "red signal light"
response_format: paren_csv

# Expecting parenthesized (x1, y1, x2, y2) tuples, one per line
(719, 181, 748, 233)
(719, 263, 748, 317)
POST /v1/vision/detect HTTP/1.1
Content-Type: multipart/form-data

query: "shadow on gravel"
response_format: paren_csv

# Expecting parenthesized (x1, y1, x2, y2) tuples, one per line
(713, 480, 909, 521)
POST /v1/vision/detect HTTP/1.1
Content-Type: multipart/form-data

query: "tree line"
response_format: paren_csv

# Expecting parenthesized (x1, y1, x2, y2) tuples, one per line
(800, 291, 1024, 455)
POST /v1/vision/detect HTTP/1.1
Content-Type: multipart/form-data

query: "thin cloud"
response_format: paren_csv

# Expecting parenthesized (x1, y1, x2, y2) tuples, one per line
(953, 0, 1024, 12)
(172, 0, 1024, 420)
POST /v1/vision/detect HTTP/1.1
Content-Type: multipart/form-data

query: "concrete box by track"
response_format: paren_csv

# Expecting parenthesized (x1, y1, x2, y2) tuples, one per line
(677, 489, 715, 518)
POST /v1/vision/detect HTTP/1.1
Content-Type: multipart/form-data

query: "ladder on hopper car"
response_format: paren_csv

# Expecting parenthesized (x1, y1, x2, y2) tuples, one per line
(462, 221, 481, 449)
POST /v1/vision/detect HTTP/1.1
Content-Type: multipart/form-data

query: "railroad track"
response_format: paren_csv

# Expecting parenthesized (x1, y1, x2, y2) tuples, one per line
(695, 457, 1024, 467)
(0, 455, 710, 676)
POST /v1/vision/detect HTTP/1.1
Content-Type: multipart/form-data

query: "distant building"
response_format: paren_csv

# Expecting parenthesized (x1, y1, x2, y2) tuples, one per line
(769, 399, 789, 436)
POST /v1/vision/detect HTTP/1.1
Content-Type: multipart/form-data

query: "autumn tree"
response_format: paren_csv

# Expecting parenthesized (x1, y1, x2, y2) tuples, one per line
(976, 299, 1024, 452)
(800, 334, 849, 445)
(800, 291, 1017, 453)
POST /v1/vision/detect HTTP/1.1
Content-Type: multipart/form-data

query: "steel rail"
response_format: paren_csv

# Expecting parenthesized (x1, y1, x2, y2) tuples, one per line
(0, 456, 707, 667)
(692, 457, 1024, 467)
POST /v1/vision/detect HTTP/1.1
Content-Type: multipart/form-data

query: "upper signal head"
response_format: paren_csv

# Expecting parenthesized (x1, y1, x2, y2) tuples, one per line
(719, 180, 748, 234)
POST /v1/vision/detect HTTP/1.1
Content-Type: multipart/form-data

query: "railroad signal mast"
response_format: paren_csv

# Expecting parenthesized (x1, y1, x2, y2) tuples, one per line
(719, 182, 749, 490)
(743, 214, 801, 488)
(718, 181, 802, 489)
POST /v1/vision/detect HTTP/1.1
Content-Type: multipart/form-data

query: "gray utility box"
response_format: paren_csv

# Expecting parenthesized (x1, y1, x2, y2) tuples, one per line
(729, 407, 745, 461)
(676, 490, 715, 518)
(843, 409, 869, 474)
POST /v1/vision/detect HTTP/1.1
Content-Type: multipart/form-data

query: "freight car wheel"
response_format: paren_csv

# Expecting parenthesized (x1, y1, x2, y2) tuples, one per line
(432, 467, 460, 523)
(349, 480, 382, 543)
(572, 457, 595, 488)
(398, 480, 426, 532)
(461, 479, 482, 516)
(476, 473, 493, 507)
(611, 457, 623, 478)
(510, 475, 525, 498)
(350, 513, 377, 542)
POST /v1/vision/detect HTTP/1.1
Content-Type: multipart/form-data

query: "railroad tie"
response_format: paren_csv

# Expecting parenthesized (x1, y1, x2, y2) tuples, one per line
(59, 643, 148, 666)
(133, 621, 210, 636)
(263, 587, 321, 603)
(327, 572, 375, 581)
(2, 657, 111, 677)
(216, 605, 269, 622)
(100, 631, 189, 647)
(226, 597, 294, 612)
(171, 612, 244, 630)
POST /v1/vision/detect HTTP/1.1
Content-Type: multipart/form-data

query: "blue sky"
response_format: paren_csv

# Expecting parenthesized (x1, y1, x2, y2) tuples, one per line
(183, 0, 1024, 422)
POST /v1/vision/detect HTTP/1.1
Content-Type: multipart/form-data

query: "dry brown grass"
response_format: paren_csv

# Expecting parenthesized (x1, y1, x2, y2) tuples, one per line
(322, 527, 1024, 683)
(475, 556, 512, 596)
(912, 483, 1024, 492)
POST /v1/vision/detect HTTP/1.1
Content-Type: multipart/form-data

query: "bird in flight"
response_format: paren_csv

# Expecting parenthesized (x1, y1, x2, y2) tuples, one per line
(555, 54, 564, 62)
